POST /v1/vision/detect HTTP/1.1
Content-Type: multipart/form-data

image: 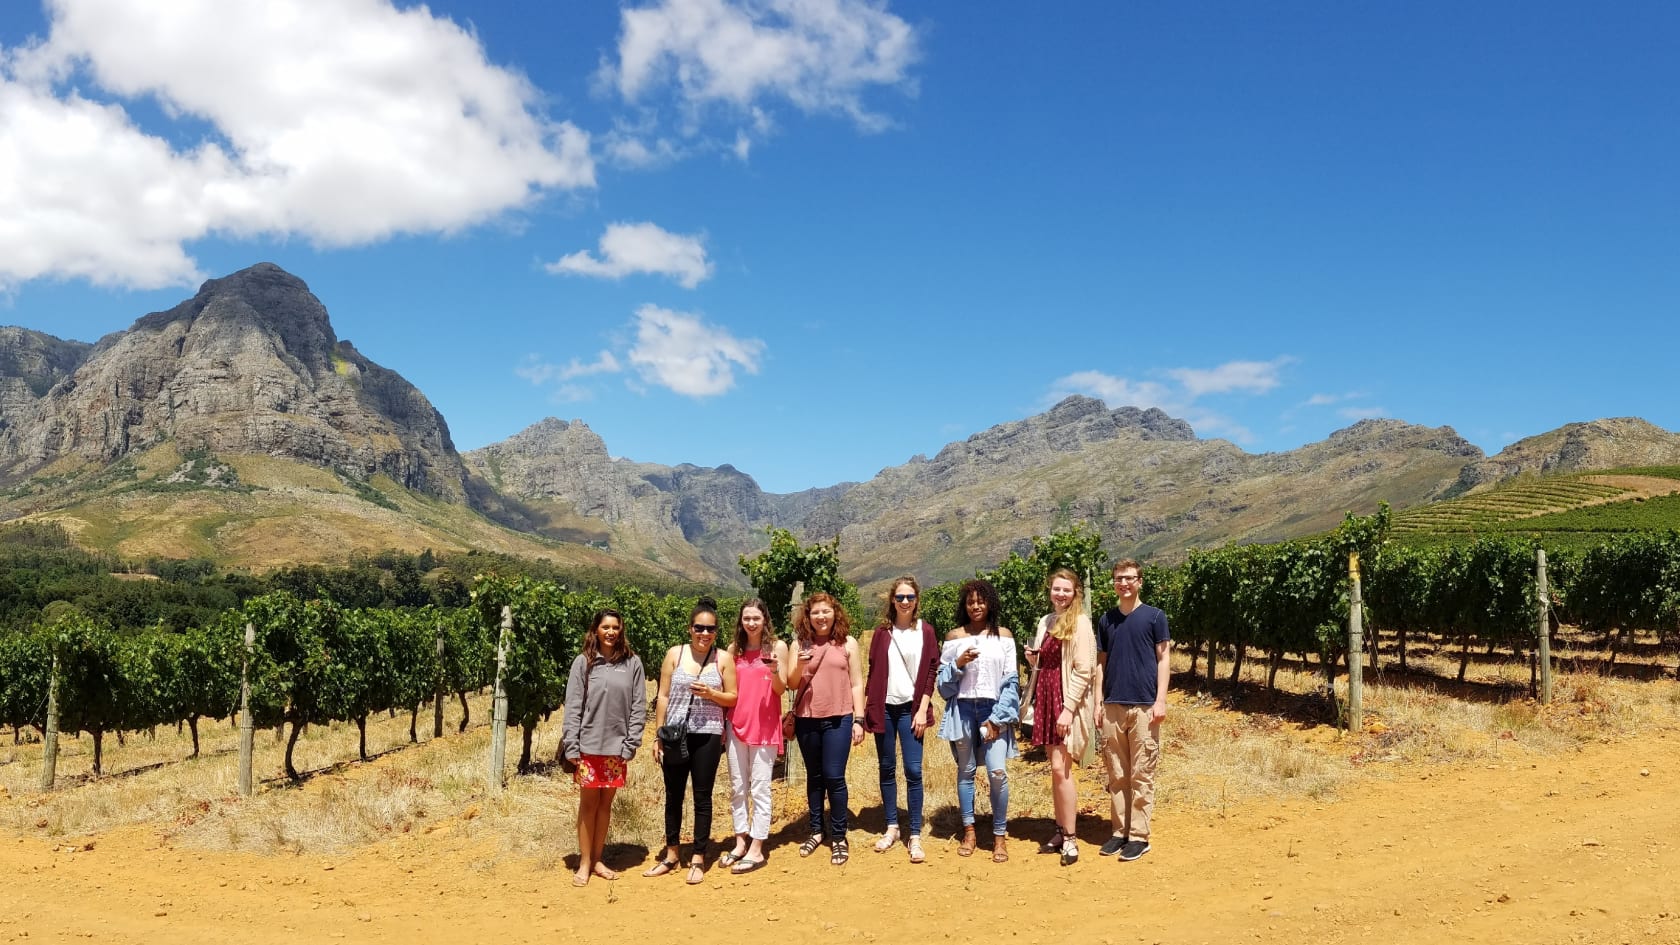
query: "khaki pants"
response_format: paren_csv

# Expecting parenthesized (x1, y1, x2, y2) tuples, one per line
(1100, 704, 1160, 841)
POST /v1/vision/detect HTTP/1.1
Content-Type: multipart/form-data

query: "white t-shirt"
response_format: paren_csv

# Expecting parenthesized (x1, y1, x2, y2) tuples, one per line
(884, 622, 924, 705)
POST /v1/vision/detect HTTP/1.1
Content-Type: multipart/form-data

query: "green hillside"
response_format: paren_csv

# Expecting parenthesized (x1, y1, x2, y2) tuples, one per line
(1391, 466, 1680, 548)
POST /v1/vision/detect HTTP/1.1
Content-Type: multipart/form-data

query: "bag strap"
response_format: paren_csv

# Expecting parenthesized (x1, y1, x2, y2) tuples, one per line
(888, 621, 920, 683)
(669, 644, 716, 728)
(791, 642, 831, 714)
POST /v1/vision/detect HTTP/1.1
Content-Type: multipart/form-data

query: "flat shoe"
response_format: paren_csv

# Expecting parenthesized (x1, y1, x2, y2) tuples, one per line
(1038, 829, 1065, 854)
(907, 835, 925, 864)
(873, 828, 899, 853)
(992, 836, 1009, 863)
(718, 851, 743, 867)
(730, 857, 766, 874)
(685, 863, 705, 885)
(797, 834, 824, 858)
(641, 859, 679, 878)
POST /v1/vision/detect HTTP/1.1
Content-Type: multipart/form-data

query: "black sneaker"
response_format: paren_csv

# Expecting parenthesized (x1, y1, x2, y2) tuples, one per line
(1118, 839, 1150, 861)
(1098, 836, 1126, 857)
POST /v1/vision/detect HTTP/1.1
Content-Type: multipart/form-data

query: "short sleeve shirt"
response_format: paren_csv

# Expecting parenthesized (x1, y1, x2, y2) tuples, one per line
(1096, 603, 1170, 705)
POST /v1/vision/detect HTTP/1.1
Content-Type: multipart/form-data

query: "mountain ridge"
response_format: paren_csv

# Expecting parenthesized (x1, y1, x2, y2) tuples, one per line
(4, 262, 1680, 585)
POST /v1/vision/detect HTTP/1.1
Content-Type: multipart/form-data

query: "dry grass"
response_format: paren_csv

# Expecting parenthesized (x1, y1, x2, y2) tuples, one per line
(4, 640, 1678, 863)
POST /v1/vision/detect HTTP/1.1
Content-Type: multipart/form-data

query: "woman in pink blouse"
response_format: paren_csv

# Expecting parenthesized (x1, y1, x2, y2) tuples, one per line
(719, 598, 787, 873)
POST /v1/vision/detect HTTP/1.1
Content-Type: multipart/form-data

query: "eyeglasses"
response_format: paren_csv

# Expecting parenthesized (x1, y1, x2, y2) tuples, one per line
(1113, 575, 1141, 584)
(894, 594, 917, 603)
(691, 624, 717, 633)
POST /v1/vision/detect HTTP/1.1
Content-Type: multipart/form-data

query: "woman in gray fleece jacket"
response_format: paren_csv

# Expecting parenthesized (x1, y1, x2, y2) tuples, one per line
(561, 609, 647, 886)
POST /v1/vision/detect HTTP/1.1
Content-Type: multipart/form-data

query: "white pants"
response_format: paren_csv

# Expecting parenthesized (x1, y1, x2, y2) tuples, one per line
(726, 732, 777, 840)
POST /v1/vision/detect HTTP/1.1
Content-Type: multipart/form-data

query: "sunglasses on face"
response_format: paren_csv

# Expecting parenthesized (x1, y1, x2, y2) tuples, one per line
(894, 594, 917, 603)
(691, 624, 717, 632)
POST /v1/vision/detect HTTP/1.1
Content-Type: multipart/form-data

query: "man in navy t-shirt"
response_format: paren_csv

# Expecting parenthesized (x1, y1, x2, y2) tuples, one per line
(1094, 558, 1170, 861)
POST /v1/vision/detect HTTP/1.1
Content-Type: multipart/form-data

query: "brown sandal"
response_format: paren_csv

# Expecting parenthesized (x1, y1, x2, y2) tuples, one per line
(957, 825, 977, 858)
(992, 836, 1008, 863)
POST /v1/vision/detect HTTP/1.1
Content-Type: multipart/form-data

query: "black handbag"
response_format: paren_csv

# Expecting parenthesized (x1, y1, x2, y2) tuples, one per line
(657, 720, 689, 765)
(659, 646, 715, 766)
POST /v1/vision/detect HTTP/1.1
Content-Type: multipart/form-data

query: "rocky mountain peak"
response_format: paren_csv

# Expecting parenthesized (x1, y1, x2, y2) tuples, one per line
(0, 263, 465, 498)
(0, 327, 92, 416)
(132, 263, 337, 370)
(1324, 418, 1481, 457)
(1453, 417, 1680, 492)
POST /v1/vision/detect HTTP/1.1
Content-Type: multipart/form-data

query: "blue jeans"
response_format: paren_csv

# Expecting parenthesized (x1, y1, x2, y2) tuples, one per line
(874, 701, 924, 834)
(951, 698, 1009, 836)
(794, 714, 853, 839)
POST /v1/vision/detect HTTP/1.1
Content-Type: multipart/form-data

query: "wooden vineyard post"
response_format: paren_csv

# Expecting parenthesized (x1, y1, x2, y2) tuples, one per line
(779, 582, 805, 784)
(433, 621, 446, 739)
(1536, 549, 1553, 705)
(238, 621, 255, 797)
(1079, 566, 1097, 766)
(38, 645, 61, 792)
(1347, 552, 1364, 732)
(487, 605, 512, 794)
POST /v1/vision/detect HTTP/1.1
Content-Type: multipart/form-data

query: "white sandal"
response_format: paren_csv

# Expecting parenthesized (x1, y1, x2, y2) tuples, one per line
(873, 826, 900, 853)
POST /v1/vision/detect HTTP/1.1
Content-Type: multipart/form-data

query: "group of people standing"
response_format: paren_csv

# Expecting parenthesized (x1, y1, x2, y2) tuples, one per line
(558, 560, 1170, 886)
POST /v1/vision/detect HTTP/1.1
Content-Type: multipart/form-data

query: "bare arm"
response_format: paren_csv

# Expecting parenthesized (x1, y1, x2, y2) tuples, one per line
(768, 641, 789, 696)
(709, 652, 740, 708)
(652, 646, 677, 763)
(1152, 640, 1170, 723)
(847, 638, 866, 745)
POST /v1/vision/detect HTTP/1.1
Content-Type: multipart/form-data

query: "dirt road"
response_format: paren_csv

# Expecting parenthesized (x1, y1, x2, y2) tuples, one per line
(3, 730, 1676, 945)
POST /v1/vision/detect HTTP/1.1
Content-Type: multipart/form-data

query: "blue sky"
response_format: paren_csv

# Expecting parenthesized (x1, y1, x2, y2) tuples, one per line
(2, 1, 1676, 493)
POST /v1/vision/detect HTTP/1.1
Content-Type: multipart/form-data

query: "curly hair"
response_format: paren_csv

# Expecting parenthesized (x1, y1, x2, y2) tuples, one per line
(954, 578, 1002, 635)
(794, 591, 852, 646)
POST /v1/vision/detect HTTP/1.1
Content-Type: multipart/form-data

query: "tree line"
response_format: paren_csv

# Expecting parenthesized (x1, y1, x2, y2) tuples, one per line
(6, 516, 1679, 785)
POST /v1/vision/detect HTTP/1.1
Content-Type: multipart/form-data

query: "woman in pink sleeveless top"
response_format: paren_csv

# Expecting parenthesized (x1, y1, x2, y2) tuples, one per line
(720, 598, 787, 873)
(787, 591, 865, 865)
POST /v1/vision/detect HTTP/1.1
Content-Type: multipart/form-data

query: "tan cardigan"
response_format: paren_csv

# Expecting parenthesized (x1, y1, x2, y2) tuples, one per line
(1033, 613, 1099, 758)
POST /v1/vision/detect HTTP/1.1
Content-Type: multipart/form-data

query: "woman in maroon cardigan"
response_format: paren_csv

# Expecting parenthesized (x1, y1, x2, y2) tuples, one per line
(862, 575, 941, 863)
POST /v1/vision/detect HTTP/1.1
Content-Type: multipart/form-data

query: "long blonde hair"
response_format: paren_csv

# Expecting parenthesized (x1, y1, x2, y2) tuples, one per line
(1046, 568, 1084, 642)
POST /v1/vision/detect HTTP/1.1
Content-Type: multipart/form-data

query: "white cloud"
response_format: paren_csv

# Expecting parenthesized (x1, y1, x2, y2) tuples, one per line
(1048, 357, 1294, 445)
(1184, 410, 1255, 444)
(0, 0, 594, 290)
(1168, 358, 1291, 397)
(516, 351, 625, 383)
(548, 222, 713, 288)
(560, 351, 623, 380)
(628, 304, 763, 397)
(1051, 371, 1174, 411)
(1338, 406, 1389, 420)
(606, 0, 918, 132)
(1302, 390, 1367, 407)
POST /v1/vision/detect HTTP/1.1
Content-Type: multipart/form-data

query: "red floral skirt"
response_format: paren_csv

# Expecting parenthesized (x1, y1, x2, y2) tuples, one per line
(576, 754, 627, 789)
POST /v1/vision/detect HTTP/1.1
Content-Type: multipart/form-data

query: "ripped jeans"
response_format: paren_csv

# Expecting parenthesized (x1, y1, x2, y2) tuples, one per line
(950, 697, 1009, 836)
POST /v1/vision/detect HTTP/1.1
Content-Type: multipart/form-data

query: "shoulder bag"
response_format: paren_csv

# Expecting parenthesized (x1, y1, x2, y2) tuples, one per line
(658, 645, 714, 766)
(782, 642, 830, 739)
